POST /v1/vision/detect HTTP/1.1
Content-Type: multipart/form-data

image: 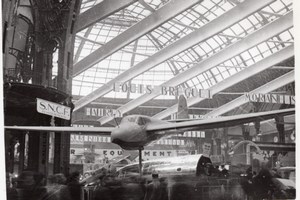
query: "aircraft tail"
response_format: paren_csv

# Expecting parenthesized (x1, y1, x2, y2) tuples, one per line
(177, 95, 189, 119)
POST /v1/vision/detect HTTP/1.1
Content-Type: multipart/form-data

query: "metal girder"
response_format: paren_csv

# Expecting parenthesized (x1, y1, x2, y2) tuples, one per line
(153, 45, 294, 119)
(74, 27, 93, 63)
(75, 0, 137, 33)
(205, 70, 294, 117)
(74, 0, 275, 111)
(98, 12, 293, 124)
(161, 12, 292, 87)
(73, 0, 202, 77)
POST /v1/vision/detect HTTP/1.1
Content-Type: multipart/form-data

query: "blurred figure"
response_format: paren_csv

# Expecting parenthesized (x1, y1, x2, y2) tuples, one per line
(241, 167, 255, 199)
(103, 156, 109, 164)
(6, 173, 18, 200)
(158, 177, 168, 200)
(169, 175, 191, 200)
(121, 176, 145, 200)
(93, 174, 130, 200)
(46, 173, 69, 200)
(65, 171, 84, 200)
(246, 166, 253, 181)
(144, 173, 167, 200)
(220, 164, 229, 177)
(196, 156, 212, 176)
(242, 168, 274, 199)
(52, 173, 67, 185)
(17, 171, 36, 189)
(16, 171, 47, 200)
(93, 175, 113, 200)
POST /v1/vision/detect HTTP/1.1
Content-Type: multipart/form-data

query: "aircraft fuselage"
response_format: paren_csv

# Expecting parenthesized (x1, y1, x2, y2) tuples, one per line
(110, 115, 169, 150)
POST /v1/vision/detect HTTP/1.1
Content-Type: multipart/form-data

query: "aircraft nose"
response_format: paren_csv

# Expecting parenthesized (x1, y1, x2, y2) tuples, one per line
(111, 128, 124, 144)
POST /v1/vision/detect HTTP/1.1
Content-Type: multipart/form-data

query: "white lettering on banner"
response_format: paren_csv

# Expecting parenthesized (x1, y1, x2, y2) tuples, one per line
(188, 114, 220, 119)
(85, 107, 122, 117)
(70, 135, 85, 143)
(175, 131, 205, 138)
(71, 134, 111, 144)
(70, 148, 123, 159)
(113, 82, 212, 99)
(171, 114, 219, 120)
(143, 150, 177, 160)
(36, 98, 71, 120)
(70, 148, 177, 160)
(72, 124, 94, 127)
(72, 134, 201, 145)
(245, 93, 295, 105)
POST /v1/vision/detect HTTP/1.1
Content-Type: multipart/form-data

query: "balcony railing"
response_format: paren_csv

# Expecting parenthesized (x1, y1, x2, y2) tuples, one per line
(3, 68, 58, 88)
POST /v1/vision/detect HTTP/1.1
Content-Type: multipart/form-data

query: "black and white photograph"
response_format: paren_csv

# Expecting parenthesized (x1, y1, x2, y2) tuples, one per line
(1, 0, 297, 199)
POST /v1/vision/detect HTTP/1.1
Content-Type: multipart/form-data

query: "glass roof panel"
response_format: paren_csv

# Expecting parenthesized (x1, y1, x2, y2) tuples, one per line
(80, 0, 103, 13)
(183, 28, 294, 92)
(72, 0, 293, 101)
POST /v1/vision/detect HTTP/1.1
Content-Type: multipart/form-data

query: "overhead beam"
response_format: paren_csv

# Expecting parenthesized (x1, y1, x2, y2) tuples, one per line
(74, 0, 275, 111)
(73, 0, 202, 76)
(153, 45, 294, 119)
(98, 12, 293, 124)
(75, 0, 137, 33)
(74, 27, 93, 63)
(205, 70, 294, 117)
(271, 65, 294, 70)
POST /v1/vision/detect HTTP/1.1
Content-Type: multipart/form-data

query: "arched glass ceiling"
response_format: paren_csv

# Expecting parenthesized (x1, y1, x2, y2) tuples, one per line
(72, 0, 293, 100)
(80, 0, 104, 13)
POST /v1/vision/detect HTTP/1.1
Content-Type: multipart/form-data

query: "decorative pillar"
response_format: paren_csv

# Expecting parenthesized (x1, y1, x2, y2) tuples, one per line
(53, 118, 71, 175)
(29, 0, 80, 176)
(57, 0, 82, 94)
(27, 132, 39, 170)
(27, 131, 50, 174)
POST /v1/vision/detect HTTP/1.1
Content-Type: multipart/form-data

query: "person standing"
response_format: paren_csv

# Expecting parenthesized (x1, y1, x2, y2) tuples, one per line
(64, 171, 84, 200)
(144, 173, 167, 200)
(6, 173, 18, 200)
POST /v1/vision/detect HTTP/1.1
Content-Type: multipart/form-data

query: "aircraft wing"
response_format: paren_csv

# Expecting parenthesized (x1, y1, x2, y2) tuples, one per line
(146, 108, 295, 132)
(4, 126, 113, 134)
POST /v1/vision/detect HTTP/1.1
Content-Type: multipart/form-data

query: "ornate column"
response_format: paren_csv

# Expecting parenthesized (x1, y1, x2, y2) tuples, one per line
(29, 0, 80, 175)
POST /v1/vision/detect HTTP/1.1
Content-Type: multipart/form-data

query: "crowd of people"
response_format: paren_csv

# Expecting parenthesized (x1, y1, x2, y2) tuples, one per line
(6, 171, 84, 200)
(6, 164, 295, 200)
(5, 164, 235, 200)
(241, 166, 295, 199)
(89, 172, 170, 200)
(87, 163, 236, 200)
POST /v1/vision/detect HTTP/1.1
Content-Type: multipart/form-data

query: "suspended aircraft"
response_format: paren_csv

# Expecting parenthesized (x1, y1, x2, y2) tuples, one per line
(5, 95, 295, 177)
(5, 96, 295, 151)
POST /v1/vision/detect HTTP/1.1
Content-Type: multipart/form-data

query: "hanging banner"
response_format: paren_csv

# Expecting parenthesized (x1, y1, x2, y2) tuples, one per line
(70, 148, 177, 160)
(245, 93, 295, 105)
(113, 82, 212, 98)
(37, 98, 71, 120)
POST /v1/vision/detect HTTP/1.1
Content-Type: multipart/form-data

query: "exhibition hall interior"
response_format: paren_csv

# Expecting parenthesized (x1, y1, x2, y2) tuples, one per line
(2, 0, 296, 199)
